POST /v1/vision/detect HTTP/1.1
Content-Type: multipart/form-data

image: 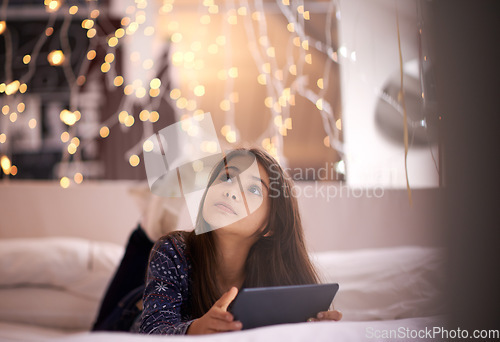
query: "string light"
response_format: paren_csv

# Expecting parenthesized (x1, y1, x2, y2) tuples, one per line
(47, 50, 65, 66)
(0, 21, 6, 35)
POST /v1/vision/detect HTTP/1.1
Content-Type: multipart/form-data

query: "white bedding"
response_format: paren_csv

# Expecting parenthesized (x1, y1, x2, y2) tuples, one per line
(0, 237, 447, 342)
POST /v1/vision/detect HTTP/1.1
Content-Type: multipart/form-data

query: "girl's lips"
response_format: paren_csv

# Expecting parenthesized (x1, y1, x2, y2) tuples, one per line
(214, 202, 237, 215)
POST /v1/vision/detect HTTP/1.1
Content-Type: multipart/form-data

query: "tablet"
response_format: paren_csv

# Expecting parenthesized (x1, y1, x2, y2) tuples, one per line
(228, 283, 339, 330)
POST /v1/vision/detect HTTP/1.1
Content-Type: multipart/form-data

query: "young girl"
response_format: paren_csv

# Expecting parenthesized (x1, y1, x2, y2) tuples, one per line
(94, 147, 342, 334)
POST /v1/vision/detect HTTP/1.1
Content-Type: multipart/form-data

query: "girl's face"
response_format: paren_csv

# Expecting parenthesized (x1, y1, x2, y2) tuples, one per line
(202, 155, 270, 238)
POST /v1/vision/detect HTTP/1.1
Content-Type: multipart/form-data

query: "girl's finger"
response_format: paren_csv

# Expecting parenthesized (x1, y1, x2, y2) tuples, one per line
(209, 307, 234, 322)
(214, 287, 239, 311)
(209, 316, 242, 332)
(316, 310, 342, 321)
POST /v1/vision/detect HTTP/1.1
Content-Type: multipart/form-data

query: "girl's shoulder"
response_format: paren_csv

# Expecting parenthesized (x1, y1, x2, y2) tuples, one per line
(152, 230, 191, 263)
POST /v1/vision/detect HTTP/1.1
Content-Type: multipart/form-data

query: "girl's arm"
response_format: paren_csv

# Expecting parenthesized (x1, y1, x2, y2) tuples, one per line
(139, 237, 194, 335)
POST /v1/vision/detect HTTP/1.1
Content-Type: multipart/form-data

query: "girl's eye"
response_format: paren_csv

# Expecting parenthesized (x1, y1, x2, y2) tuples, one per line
(248, 185, 263, 197)
(219, 173, 234, 183)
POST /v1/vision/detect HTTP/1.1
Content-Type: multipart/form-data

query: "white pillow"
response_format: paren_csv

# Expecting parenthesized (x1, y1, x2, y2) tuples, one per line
(0, 287, 99, 330)
(311, 246, 447, 321)
(0, 237, 124, 300)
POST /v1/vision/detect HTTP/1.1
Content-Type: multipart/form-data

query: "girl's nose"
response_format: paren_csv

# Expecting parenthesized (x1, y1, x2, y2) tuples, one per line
(224, 189, 239, 201)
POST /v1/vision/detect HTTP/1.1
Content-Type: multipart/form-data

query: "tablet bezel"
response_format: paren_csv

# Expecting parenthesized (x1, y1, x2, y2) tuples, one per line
(228, 283, 339, 330)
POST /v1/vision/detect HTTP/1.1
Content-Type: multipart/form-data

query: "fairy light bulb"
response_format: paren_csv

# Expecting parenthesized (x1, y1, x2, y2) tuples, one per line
(48, 50, 65, 66)
(44, 0, 62, 13)
(0, 21, 6, 35)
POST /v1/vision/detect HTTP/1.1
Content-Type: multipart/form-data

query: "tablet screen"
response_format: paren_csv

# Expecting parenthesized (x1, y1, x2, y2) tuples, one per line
(228, 283, 339, 330)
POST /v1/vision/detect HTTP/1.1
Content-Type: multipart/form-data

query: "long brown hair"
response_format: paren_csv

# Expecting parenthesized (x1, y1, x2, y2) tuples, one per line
(181, 148, 319, 318)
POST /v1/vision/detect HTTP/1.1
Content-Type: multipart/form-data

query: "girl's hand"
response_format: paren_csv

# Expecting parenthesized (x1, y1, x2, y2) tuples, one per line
(187, 287, 243, 334)
(307, 309, 343, 322)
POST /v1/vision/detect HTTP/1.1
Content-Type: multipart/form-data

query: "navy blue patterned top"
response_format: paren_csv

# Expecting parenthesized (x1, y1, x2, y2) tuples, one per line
(138, 232, 194, 335)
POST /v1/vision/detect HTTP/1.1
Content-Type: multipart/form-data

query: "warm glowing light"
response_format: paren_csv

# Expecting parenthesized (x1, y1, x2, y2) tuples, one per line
(87, 50, 96, 60)
(336, 118, 342, 130)
(44, 0, 62, 13)
(17, 103, 25, 113)
(101, 63, 111, 73)
(87, 28, 96, 38)
(228, 67, 238, 78)
(9, 112, 17, 122)
(208, 5, 218, 14)
(285, 118, 292, 129)
(74, 173, 83, 184)
(124, 115, 135, 127)
(100, 126, 110, 138)
(48, 50, 65, 66)
(305, 54, 312, 64)
(150, 88, 160, 97)
(257, 74, 267, 85)
(297, 5, 304, 14)
(60, 177, 70, 188)
(90, 9, 100, 18)
(1, 155, 11, 174)
(194, 85, 205, 97)
(282, 0, 290, 5)
(108, 37, 118, 47)
(105, 53, 115, 63)
(170, 89, 181, 100)
(114, 76, 124, 87)
(45, 27, 54, 36)
(82, 19, 94, 29)
(143, 139, 154, 152)
(252, 11, 261, 21)
(121, 17, 130, 26)
(23, 55, 31, 64)
(287, 23, 294, 32)
(302, 40, 309, 50)
(0, 134, 6, 143)
(129, 155, 140, 167)
(135, 87, 146, 98)
(144, 26, 155, 36)
(323, 136, 330, 147)
(293, 37, 300, 47)
(60, 132, 70, 142)
(76, 75, 86, 86)
(263, 63, 271, 74)
(303, 11, 310, 20)
(29, 118, 37, 129)
(149, 111, 159, 123)
(150, 78, 161, 89)
(68, 143, 77, 154)
(69, 6, 78, 15)
(219, 100, 230, 112)
(124, 85, 133, 95)
(237, 7, 247, 15)
(143, 59, 154, 70)
(317, 78, 324, 89)
(316, 99, 323, 110)
(9, 165, 17, 176)
(221, 125, 231, 136)
(60, 109, 78, 126)
(139, 110, 150, 121)
(226, 131, 236, 143)
(200, 15, 211, 25)
(2, 105, 8, 115)
(19, 83, 27, 93)
(115, 28, 125, 39)
(171, 32, 183, 43)
(274, 115, 283, 127)
(289, 64, 297, 75)
(264, 97, 273, 108)
(266, 47, 275, 57)
(71, 137, 80, 147)
(5, 81, 20, 95)
(0, 21, 6, 35)
(208, 44, 218, 54)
